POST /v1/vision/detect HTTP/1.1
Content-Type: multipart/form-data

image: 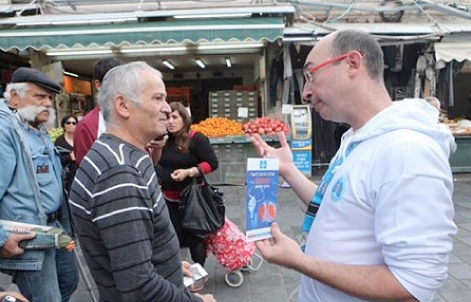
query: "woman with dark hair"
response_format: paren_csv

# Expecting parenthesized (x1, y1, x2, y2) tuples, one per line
(154, 102, 218, 292)
(55, 114, 78, 193)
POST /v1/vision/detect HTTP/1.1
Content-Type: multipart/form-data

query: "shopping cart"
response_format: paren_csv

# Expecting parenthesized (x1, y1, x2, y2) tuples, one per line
(205, 217, 264, 287)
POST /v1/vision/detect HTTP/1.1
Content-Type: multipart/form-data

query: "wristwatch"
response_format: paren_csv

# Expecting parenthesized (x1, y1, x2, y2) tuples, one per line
(188, 168, 194, 178)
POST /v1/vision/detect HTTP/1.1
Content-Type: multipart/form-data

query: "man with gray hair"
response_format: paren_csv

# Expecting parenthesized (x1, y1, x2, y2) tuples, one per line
(69, 61, 215, 302)
(0, 67, 78, 301)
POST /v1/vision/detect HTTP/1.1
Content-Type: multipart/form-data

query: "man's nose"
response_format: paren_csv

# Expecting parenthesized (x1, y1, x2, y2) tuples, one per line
(302, 85, 312, 104)
(42, 96, 54, 107)
(162, 101, 171, 113)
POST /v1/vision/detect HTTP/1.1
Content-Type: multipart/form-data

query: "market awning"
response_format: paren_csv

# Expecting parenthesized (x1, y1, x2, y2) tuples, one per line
(0, 17, 284, 52)
(284, 22, 471, 45)
(434, 42, 471, 62)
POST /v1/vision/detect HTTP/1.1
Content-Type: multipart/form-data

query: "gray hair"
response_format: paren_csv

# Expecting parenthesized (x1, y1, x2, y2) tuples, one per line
(331, 30, 384, 82)
(98, 61, 163, 124)
(425, 96, 441, 111)
(3, 83, 30, 103)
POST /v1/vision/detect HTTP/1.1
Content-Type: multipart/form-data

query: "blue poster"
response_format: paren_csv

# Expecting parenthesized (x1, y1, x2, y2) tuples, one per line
(246, 158, 279, 242)
(290, 139, 312, 177)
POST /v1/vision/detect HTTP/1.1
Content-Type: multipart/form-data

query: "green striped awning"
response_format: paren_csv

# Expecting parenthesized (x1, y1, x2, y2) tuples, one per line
(0, 17, 284, 51)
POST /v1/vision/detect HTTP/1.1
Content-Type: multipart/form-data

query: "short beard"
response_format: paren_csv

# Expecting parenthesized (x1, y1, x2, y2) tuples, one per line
(17, 105, 56, 130)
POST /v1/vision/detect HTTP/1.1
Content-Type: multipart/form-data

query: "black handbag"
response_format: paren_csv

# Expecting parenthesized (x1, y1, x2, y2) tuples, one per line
(179, 167, 225, 238)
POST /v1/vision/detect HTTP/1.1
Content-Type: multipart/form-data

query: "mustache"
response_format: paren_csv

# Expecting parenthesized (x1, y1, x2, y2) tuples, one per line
(17, 105, 56, 127)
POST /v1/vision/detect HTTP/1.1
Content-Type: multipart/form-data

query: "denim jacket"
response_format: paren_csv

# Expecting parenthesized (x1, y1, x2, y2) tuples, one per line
(0, 99, 65, 270)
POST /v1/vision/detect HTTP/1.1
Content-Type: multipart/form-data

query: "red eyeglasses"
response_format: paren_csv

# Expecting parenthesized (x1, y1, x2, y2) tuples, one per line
(304, 51, 363, 83)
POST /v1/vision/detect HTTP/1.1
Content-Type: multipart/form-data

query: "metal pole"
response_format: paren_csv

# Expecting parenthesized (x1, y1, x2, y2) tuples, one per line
(74, 251, 98, 302)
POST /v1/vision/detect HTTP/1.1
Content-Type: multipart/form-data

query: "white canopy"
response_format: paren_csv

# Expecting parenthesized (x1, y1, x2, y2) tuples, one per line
(435, 42, 471, 62)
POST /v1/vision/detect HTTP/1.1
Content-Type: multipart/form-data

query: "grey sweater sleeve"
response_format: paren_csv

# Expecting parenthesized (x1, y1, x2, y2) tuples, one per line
(91, 165, 202, 302)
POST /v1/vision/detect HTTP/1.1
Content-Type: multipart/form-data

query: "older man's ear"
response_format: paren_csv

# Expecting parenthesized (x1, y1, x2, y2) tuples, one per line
(114, 95, 131, 119)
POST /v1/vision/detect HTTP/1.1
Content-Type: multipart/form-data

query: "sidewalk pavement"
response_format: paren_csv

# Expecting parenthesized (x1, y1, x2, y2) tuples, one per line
(1, 175, 471, 302)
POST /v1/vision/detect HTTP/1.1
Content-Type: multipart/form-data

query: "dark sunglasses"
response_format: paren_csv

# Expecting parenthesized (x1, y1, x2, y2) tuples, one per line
(65, 121, 77, 125)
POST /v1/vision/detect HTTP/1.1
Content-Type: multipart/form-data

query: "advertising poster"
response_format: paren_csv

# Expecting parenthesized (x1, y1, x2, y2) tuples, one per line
(289, 105, 312, 178)
(246, 158, 279, 242)
(291, 139, 312, 176)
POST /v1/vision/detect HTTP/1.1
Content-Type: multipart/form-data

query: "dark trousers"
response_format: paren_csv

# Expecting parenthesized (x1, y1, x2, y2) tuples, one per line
(166, 200, 207, 267)
(269, 58, 283, 107)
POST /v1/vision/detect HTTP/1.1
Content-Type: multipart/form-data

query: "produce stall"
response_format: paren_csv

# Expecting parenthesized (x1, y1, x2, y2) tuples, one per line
(205, 136, 282, 185)
(192, 116, 288, 185)
(450, 136, 471, 173)
(446, 119, 471, 173)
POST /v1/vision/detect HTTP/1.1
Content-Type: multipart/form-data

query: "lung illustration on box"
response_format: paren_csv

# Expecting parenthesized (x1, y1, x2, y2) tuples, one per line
(245, 158, 279, 242)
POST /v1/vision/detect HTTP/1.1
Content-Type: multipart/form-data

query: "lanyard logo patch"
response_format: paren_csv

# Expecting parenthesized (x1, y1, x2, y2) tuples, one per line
(331, 176, 346, 202)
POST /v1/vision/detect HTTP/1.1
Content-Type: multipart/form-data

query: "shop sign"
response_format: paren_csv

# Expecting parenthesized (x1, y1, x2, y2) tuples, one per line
(63, 76, 92, 95)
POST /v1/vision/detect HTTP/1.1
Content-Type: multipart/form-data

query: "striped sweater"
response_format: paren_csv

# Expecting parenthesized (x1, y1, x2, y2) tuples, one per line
(69, 134, 201, 302)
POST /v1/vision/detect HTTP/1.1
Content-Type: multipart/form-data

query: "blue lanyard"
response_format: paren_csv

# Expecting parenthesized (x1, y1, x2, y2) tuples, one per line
(301, 142, 360, 234)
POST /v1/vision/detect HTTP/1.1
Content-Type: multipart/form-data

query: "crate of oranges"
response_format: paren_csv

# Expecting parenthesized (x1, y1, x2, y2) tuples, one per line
(191, 117, 245, 138)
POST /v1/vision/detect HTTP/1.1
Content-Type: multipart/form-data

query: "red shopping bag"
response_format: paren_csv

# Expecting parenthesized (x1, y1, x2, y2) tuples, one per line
(205, 217, 256, 271)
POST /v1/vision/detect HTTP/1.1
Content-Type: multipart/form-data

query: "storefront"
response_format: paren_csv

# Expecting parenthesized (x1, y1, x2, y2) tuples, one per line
(0, 51, 30, 96)
(281, 22, 471, 172)
(2, 6, 471, 176)
(435, 39, 471, 172)
(0, 14, 292, 184)
(62, 75, 93, 120)
(0, 17, 285, 123)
